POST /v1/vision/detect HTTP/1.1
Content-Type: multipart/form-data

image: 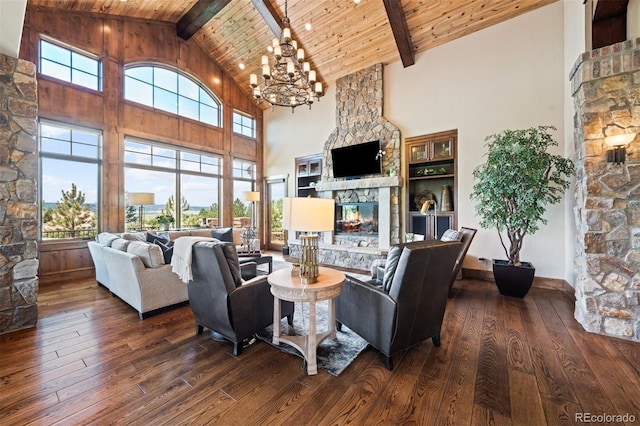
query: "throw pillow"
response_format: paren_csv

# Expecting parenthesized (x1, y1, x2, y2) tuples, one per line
(96, 232, 119, 247)
(121, 232, 146, 242)
(148, 232, 169, 245)
(111, 238, 130, 251)
(127, 241, 165, 268)
(441, 229, 462, 242)
(212, 227, 234, 243)
(154, 239, 174, 264)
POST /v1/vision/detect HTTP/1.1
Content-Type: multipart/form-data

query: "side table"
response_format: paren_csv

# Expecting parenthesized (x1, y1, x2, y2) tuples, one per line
(268, 266, 345, 375)
(237, 252, 273, 274)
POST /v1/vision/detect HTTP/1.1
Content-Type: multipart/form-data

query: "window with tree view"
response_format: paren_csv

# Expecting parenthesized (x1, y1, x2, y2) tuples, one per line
(232, 159, 257, 230)
(124, 138, 222, 231)
(39, 121, 101, 240)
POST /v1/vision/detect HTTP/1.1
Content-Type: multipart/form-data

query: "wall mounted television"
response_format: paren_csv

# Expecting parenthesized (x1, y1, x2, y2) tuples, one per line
(331, 140, 382, 179)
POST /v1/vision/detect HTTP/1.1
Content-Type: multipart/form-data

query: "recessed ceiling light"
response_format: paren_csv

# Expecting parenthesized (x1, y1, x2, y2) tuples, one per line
(305, 22, 312, 31)
(267, 46, 273, 52)
(239, 63, 245, 70)
(353, 0, 361, 4)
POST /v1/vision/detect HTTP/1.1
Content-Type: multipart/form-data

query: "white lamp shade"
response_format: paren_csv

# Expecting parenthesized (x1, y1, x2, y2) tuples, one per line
(128, 192, 155, 205)
(283, 197, 335, 232)
(243, 191, 261, 202)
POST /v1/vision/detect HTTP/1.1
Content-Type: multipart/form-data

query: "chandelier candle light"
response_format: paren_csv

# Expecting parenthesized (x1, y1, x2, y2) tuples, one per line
(249, 0, 324, 111)
(283, 197, 335, 283)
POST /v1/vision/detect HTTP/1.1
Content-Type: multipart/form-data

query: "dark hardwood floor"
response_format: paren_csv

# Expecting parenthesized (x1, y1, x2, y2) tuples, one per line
(1, 276, 639, 425)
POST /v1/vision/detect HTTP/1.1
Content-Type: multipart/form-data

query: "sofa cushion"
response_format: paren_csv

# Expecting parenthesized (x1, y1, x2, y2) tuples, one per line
(127, 241, 165, 268)
(441, 229, 462, 242)
(167, 230, 192, 240)
(96, 232, 119, 247)
(189, 229, 214, 238)
(212, 227, 234, 243)
(382, 244, 403, 292)
(232, 229, 243, 245)
(154, 239, 174, 264)
(111, 238, 131, 251)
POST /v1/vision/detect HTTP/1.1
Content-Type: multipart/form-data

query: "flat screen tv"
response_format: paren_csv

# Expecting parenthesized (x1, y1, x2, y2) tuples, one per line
(331, 140, 382, 179)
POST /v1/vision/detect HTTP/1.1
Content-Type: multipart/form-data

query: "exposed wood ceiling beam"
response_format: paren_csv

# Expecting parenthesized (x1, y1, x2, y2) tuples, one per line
(251, 0, 283, 37)
(382, 0, 415, 68)
(177, 0, 231, 40)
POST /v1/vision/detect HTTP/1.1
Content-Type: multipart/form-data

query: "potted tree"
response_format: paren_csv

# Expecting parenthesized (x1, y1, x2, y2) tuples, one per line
(471, 126, 575, 297)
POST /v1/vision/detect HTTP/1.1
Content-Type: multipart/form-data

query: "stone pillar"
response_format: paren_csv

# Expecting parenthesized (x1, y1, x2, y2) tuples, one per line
(0, 54, 39, 334)
(570, 38, 640, 342)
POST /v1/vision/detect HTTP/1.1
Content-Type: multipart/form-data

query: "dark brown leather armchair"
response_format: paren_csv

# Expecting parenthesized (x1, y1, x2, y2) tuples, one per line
(187, 241, 294, 356)
(336, 240, 460, 370)
(448, 227, 477, 297)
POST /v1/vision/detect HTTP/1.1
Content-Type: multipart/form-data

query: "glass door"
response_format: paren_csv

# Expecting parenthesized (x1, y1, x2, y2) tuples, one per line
(266, 176, 287, 251)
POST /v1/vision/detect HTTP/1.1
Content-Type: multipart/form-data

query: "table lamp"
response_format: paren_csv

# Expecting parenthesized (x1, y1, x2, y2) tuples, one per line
(242, 191, 261, 252)
(283, 197, 335, 283)
(128, 192, 155, 230)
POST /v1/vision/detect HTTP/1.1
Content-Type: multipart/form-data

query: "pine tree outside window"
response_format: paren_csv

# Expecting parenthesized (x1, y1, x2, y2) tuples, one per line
(39, 120, 102, 240)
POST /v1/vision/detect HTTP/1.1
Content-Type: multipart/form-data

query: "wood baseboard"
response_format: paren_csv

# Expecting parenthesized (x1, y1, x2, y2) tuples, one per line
(39, 268, 95, 286)
(461, 267, 575, 299)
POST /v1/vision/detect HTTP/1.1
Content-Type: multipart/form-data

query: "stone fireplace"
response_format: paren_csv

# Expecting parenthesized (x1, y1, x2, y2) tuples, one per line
(289, 63, 401, 271)
(570, 37, 640, 342)
(0, 55, 39, 334)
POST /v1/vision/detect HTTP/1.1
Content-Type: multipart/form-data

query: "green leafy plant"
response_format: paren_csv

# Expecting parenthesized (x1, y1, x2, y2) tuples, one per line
(470, 126, 575, 266)
(156, 214, 175, 225)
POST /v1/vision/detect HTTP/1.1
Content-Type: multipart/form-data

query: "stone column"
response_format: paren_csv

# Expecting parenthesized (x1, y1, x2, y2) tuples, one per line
(570, 38, 640, 342)
(0, 54, 39, 334)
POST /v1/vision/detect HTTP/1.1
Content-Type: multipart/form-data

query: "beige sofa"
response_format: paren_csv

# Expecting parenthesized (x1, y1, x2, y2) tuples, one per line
(88, 228, 257, 319)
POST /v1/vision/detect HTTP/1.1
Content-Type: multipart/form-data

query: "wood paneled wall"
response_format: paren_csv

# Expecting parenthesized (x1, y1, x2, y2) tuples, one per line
(20, 5, 264, 285)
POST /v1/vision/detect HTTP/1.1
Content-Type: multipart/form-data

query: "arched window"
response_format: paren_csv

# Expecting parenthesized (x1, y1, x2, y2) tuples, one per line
(124, 64, 221, 127)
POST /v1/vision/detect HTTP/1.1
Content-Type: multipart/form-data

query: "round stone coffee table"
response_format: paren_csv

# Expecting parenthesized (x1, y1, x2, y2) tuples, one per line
(268, 266, 345, 375)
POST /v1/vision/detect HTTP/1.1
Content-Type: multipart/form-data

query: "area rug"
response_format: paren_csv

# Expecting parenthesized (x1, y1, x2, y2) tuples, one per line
(256, 299, 368, 376)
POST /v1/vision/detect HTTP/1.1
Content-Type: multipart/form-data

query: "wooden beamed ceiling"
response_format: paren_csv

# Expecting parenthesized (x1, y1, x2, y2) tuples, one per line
(27, 0, 561, 108)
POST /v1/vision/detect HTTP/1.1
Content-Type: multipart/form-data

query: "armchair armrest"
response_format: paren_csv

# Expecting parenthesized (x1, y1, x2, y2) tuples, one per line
(336, 275, 397, 354)
(240, 262, 257, 280)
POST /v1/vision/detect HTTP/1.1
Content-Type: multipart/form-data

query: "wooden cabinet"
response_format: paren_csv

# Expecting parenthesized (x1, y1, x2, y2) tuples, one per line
(295, 154, 322, 198)
(405, 130, 457, 240)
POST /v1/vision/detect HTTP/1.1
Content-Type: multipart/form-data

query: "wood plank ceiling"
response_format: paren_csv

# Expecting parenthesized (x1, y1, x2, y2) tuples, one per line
(27, 0, 559, 108)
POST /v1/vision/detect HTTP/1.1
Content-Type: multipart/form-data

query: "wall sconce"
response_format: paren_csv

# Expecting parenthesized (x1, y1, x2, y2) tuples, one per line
(605, 133, 635, 164)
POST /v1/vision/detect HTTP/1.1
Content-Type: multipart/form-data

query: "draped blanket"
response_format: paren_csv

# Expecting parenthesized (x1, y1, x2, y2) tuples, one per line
(171, 237, 216, 284)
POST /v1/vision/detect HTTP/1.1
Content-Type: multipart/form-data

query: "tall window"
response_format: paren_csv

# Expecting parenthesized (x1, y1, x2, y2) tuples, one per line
(124, 138, 223, 230)
(39, 120, 102, 240)
(233, 111, 256, 138)
(124, 65, 221, 127)
(39, 38, 101, 91)
(232, 159, 257, 229)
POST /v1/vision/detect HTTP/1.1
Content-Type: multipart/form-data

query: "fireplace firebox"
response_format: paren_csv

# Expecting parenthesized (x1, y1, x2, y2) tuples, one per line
(335, 202, 378, 236)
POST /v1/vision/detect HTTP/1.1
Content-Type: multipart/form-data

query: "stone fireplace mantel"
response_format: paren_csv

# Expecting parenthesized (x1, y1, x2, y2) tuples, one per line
(316, 176, 403, 192)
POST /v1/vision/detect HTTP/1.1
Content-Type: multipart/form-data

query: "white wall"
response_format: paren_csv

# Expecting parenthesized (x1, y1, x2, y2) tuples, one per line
(564, 0, 586, 286)
(0, 0, 27, 58)
(265, 2, 577, 280)
(630, 0, 640, 39)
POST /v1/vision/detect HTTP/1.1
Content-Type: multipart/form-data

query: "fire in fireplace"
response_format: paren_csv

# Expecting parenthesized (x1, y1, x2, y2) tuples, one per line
(335, 202, 378, 236)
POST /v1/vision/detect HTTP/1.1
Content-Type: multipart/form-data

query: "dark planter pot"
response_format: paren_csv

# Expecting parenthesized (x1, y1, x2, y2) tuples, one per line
(492, 259, 535, 298)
